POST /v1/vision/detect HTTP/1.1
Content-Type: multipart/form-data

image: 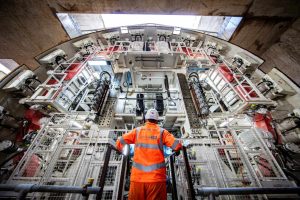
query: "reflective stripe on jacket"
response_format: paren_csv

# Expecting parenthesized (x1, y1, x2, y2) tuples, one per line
(116, 122, 182, 182)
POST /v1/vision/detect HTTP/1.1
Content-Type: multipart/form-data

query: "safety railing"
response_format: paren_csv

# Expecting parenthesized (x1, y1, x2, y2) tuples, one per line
(205, 62, 275, 113)
(96, 143, 129, 200)
(169, 147, 300, 200)
(2, 184, 299, 200)
(168, 146, 300, 200)
(196, 186, 300, 200)
(24, 52, 96, 112)
(104, 41, 212, 57)
(168, 146, 195, 200)
(0, 143, 128, 200)
(2, 143, 300, 200)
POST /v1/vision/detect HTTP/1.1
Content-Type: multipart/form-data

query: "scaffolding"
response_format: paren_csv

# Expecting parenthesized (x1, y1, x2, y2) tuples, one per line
(7, 113, 125, 200)
(23, 52, 97, 112)
(173, 114, 292, 200)
(204, 62, 275, 113)
(102, 41, 208, 58)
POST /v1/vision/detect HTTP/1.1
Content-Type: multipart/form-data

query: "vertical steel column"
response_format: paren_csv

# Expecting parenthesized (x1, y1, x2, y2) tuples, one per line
(169, 154, 178, 200)
(96, 145, 112, 200)
(182, 146, 195, 200)
(83, 178, 94, 200)
(117, 145, 129, 200)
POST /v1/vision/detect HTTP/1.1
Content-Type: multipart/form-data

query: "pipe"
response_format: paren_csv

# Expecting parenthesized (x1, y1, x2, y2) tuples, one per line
(114, 113, 186, 117)
(0, 184, 101, 197)
(125, 91, 178, 94)
(197, 187, 300, 196)
(164, 75, 170, 98)
(118, 97, 181, 100)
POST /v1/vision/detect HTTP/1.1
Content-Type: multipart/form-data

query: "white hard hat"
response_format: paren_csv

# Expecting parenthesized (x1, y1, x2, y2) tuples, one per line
(145, 109, 159, 120)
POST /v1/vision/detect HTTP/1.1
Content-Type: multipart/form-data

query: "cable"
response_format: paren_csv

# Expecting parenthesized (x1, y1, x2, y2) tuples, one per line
(123, 81, 128, 87)
(99, 71, 111, 82)
(159, 35, 167, 41)
(23, 84, 34, 92)
(280, 116, 300, 123)
(55, 55, 66, 65)
(278, 116, 300, 134)
(282, 168, 300, 186)
(188, 72, 199, 79)
(135, 35, 142, 41)
(0, 148, 27, 169)
(257, 80, 273, 87)
(257, 80, 274, 95)
(272, 121, 280, 145)
(122, 71, 132, 88)
(25, 77, 41, 84)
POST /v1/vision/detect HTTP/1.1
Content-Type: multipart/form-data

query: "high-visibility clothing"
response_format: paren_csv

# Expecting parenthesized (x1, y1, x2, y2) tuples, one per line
(129, 181, 167, 200)
(116, 122, 182, 182)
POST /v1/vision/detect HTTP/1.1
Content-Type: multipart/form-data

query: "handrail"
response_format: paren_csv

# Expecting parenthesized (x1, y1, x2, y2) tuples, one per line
(196, 187, 300, 200)
(96, 143, 112, 200)
(3, 143, 299, 200)
(182, 146, 196, 200)
(0, 142, 128, 200)
(169, 154, 178, 200)
(96, 143, 127, 200)
(1, 184, 299, 200)
(167, 146, 195, 200)
(117, 144, 130, 200)
(0, 184, 101, 200)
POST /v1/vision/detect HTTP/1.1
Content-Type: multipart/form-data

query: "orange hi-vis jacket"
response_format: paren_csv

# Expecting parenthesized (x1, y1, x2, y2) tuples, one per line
(116, 122, 182, 182)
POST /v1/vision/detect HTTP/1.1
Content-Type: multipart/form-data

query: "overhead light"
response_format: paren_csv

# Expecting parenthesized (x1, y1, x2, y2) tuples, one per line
(87, 61, 108, 66)
(0, 63, 11, 74)
(70, 121, 83, 129)
(173, 27, 181, 35)
(219, 118, 234, 127)
(120, 26, 128, 34)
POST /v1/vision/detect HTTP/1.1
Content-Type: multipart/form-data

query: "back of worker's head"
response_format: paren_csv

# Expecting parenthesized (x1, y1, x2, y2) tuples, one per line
(145, 108, 159, 124)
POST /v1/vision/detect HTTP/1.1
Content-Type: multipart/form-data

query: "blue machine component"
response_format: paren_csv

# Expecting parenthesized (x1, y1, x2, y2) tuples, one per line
(124, 71, 132, 86)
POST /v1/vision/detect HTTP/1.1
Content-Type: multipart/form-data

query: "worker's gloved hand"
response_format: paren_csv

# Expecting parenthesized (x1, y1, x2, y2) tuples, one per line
(182, 140, 190, 147)
(172, 150, 180, 156)
(122, 144, 130, 156)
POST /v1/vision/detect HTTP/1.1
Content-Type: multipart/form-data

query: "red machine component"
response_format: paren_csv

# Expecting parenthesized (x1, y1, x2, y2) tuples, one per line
(24, 155, 41, 177)
(255, 155, 274, 177)
(210, 55, 218, 64)
(24, 109, 44, 131)
(234, 84, 258, 100)
(64, 63, 82, 80)
(254, 112, 282, 144)
(218, 64, 234, 82)
(15, 109, 44, 143)
(46, 79, 58, 85)
(181, 47, 194, 57)
(107, 46, 119, 54)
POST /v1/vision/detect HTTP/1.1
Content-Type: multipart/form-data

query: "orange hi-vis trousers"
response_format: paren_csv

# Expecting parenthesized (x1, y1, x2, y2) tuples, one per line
(129, 181, 167, 200)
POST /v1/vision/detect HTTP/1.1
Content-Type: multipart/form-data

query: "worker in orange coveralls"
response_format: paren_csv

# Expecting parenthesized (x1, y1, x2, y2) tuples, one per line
(116, 108, 182, 200)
